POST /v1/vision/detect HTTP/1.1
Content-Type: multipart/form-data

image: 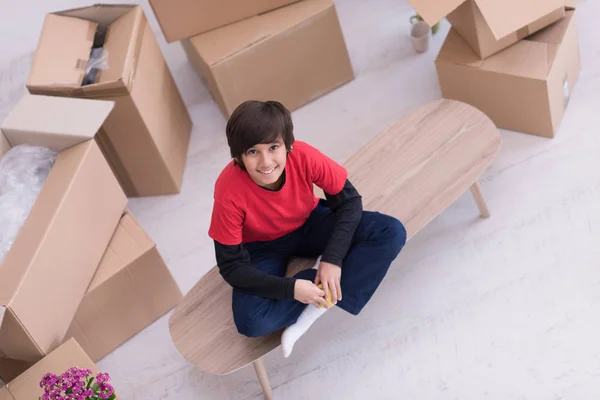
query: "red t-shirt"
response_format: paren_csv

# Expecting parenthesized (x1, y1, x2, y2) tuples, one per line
(208, 141, 348, 245)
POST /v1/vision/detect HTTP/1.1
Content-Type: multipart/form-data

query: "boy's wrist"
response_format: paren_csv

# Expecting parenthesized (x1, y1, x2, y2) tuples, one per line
(286, 277, 298, 300)
(320, 254, 342, 268)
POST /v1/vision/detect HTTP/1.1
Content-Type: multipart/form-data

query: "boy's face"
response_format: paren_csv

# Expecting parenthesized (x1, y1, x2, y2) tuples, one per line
(239, 137, 287, 190)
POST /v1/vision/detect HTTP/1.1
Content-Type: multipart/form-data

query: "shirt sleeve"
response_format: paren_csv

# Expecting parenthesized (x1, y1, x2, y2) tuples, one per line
(303, 143, 348, 195)
(321, 179, 363, 267)
(208, 198, 244, 246)
(214, 241, 297, 300)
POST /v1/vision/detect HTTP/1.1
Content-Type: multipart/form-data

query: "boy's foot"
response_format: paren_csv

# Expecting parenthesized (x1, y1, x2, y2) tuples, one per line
(281, 256, 327, 358)
(281, 305, 327, 358)
(281, 255, 327, 358)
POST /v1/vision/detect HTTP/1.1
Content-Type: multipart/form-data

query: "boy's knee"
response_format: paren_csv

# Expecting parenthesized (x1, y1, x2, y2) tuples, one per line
(236, 320, 268, 338)
(391, 218, 407, 251)
(380, 215, 407, 254)
(372, 215, 406, 260)
(233, 307, 272, 337)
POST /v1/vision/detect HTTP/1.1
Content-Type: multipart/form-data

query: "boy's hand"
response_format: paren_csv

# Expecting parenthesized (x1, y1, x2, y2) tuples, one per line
(294, 280, 329, 308)
(315, 261, 342, 305)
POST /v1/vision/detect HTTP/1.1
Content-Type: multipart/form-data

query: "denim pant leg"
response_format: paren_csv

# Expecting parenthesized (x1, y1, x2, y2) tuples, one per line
(298, 201, 407, 315)
(231, 234, 317, 338)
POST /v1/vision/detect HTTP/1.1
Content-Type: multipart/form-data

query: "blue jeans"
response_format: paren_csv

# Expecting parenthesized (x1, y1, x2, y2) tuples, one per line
(232, 200, 407, 337)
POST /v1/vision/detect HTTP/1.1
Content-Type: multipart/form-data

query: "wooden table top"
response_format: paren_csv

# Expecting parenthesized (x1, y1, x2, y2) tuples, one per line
(168, 99, 502, 375)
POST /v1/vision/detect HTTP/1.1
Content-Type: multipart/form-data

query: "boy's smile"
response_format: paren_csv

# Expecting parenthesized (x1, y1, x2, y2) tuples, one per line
(240, 137, 288, 190)
(259, 167, 276, 175)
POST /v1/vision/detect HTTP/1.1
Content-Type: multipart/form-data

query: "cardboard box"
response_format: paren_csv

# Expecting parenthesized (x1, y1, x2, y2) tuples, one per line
(182, 0, 354, 118)
(65, 211, 182, 362)
(0, 339, 117, 400)
(0, 358, 31, 386)
(0, 94, 127, 363)
(409, 0, 566, 59)
(149, 0, 301, 43)
(435, 8, 580, 138)
(27, 4, 192, 197)
(0, 387, 10, 400)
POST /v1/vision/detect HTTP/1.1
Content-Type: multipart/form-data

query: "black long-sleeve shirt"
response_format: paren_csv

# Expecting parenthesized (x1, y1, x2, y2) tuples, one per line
(214, 179, 362, 300)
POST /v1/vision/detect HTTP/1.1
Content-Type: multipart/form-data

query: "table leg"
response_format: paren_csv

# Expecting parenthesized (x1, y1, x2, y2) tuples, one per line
(253, 358, 273, 400)
(470, 180, 490, 218)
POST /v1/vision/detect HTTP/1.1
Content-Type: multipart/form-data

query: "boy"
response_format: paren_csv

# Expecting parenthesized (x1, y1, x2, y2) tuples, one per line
(209, 100, 406, 358)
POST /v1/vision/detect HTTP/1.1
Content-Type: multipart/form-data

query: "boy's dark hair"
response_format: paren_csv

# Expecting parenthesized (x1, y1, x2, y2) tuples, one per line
(226, 100, 295, 170)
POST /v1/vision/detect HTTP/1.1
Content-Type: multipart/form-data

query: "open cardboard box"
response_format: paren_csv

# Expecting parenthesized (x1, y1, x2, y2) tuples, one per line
(149, 0, 301, 43)
(0, 339, 117, 400)
(65, 211, 182, 362)
(435, 7, 580, 138)
(409, 0, 566, 59)
(27, 4, 192, 197)
(182, 0, 354, 118)
(0, 94, 127, 365)
(0, 358, 31, 386)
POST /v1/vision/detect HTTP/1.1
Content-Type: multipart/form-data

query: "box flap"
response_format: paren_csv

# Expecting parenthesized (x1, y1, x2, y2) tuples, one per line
(565, 0, 583, 7)
(97, 7, 144, 88)
(190, 0, 334, 66)
(407, 0, 466, 26)
(437, 29, 555, 80)
(27, 14, 96, 89)
(0, 94, 114, 153)
(0, 309, 43, 362)
(57, 4, 135, 26)
(0, 133, 10, 159)
(88, 212, 153, 291)
(528, 9, 573, 45)
(474, 0, 565, 39)
(0, 357, 32, 384)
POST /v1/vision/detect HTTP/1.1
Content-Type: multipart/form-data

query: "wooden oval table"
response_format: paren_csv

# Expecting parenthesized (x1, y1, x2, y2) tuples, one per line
(169, 99, 502, 398)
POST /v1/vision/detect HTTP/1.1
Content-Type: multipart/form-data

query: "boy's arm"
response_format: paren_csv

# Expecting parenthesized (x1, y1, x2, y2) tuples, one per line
(321, 179, 363, 267)
(214, 240, 297, 300)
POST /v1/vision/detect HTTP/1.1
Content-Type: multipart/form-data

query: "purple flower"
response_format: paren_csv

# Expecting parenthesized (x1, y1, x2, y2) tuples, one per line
(95, 372, 110, 384)
(98, 382, 114, 399)
(40, 367, 115, 400)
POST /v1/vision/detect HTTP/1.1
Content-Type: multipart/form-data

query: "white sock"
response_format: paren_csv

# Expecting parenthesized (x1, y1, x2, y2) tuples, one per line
(282, 305, 327, 358)
(281, 255, 326, 358)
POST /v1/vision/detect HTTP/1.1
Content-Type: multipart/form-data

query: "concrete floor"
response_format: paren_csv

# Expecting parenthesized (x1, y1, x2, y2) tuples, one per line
(1, 0, 600, 398)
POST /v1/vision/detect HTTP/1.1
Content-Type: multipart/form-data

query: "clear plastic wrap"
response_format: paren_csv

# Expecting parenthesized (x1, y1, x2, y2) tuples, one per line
(82, 47, 109, 86)
(0, 145, 58, 263)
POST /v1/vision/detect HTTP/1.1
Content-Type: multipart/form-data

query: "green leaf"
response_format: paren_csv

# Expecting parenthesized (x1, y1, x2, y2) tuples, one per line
(87, 376, 95, 390)
(109, 394, 116, 400)
(409, 13, 423, 24)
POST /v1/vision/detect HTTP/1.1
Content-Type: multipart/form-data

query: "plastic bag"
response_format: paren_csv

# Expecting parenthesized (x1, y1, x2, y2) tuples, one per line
(82, 47, 109, 86)
(0, 145, 58, 263)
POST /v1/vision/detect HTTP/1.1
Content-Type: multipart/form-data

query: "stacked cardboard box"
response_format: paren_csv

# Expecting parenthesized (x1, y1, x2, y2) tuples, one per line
(2, 2, 191, 386)
(409, 0, 581, 138)
(149, 0, 355, 118)
(0, 95, 181, 383)
(27, 5, 193, 197)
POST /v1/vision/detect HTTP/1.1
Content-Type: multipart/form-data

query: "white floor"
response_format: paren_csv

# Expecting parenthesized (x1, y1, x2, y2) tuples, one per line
(2, 0, 600, 398)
